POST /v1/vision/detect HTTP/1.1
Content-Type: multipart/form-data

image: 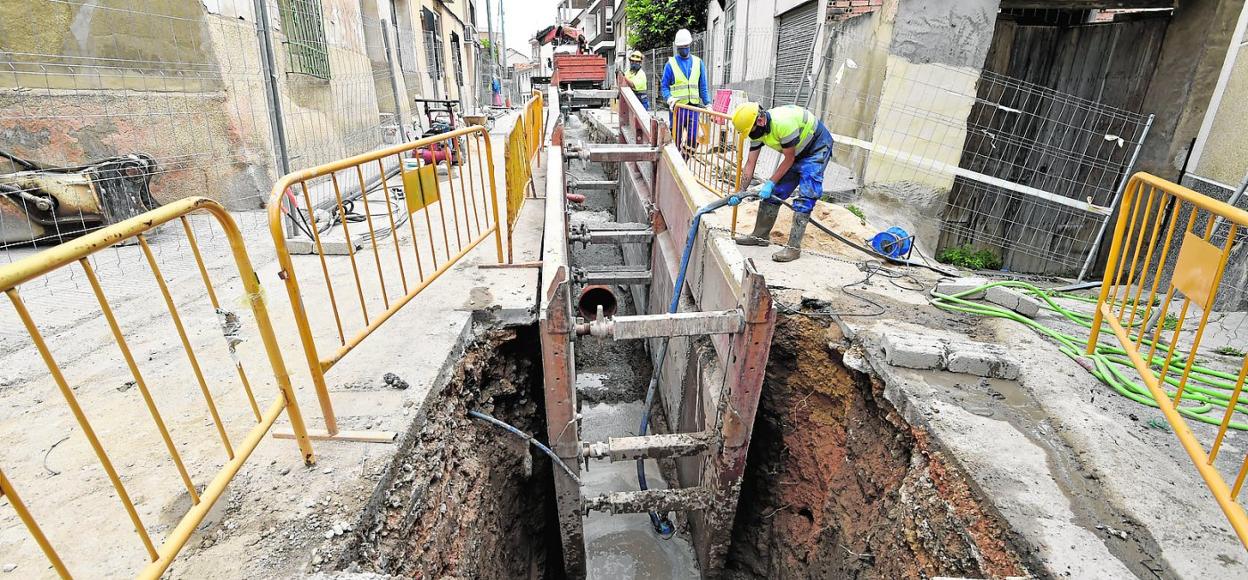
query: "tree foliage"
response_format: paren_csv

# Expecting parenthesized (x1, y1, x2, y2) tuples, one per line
(626, 0, 706, 52)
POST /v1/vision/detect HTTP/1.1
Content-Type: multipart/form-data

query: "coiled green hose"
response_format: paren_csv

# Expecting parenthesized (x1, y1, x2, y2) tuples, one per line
(930, 280, 1248, 430)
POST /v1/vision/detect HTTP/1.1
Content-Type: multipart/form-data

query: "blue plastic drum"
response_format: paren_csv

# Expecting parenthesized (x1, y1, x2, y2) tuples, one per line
(870, 227, 912, 258)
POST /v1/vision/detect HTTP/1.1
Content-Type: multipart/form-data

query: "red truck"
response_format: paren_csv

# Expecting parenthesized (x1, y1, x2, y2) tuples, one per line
(534, 25, 608, 109)
(552, 53, 608, 109)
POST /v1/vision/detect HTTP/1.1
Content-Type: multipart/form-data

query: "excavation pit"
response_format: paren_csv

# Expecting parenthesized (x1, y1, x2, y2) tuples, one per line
(324, 326, 567, 579)
(726, 314, 1030, 579)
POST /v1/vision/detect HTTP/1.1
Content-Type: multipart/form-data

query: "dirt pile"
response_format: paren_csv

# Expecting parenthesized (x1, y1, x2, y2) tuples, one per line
(339, 326, 565, 579)
(725, 314, 1030, 579)
(731, 202, 878, 260)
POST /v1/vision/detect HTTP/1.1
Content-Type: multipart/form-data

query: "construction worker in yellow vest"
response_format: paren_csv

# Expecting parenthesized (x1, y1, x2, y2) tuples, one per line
(619, 50, 649, 109)
(731, 102, 834, 262)
(660, 29, 709, 151)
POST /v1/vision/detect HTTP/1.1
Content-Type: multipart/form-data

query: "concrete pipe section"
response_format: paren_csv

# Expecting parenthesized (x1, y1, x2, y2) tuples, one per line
(578, 285, 619, 321)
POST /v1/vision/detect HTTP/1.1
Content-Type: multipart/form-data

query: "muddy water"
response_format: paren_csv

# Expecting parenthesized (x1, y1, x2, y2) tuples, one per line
(580, 401, 699, 578)
(923, 369, 1172, 578)
(565, 115, 701, 579)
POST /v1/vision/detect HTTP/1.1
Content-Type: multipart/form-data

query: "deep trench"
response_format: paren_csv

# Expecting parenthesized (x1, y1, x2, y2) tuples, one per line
(338, 325, 567, 579)
(322, 115, 1033, 580)
(725, 314, 1030, 579)
(328, 315, 1029, 580)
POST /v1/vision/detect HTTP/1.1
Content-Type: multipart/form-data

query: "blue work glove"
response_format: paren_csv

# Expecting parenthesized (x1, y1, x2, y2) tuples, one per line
(758, 180, 775, 200)
(727, 195, 742, 206)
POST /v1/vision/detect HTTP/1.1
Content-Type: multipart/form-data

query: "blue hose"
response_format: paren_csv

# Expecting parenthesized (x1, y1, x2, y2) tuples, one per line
(637, 193, 749, 538)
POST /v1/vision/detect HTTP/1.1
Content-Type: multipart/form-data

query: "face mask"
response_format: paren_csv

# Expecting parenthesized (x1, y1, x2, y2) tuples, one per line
(630, 63, 641, 71)
(749, 114, 768, 139)
(677, 47, 690, 58)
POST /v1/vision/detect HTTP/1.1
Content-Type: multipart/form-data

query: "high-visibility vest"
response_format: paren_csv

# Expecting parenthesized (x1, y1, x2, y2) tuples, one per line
(667, 55, 702, 105)
(750, 105, 818, 155)
(624, 68, 647, 92)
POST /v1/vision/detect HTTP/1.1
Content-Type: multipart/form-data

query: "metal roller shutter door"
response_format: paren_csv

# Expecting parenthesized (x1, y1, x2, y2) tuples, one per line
(772, 2, 818, 106)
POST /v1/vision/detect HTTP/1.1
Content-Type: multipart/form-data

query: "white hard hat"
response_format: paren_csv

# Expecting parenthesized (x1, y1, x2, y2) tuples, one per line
(674, 29, 693, 47)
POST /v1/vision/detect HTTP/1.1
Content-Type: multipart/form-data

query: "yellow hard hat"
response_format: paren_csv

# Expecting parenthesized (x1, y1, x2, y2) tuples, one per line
(732, 102, 761, 135)
(629, 50, 643, 62)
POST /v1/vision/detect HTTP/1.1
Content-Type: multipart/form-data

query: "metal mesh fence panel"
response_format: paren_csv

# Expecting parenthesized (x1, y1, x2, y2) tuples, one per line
(702, 15, 1153, 276)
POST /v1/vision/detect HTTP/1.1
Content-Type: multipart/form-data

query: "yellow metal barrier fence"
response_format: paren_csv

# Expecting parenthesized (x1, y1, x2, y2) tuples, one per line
(526, 90, 545, 166)
(268, 125, 502, 441)
(1088, 172, 1248, 549)
(505, 113, 534, 263)
(672, 102, 746, 233)
(672, 102, 746, 199)
(0, 197, 314, 578)
(504, 91, 546, 263)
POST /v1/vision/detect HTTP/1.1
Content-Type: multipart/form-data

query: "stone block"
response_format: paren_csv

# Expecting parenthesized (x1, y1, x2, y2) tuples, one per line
(985, 285, 1043, 318)
(946, 342, 1020, 380)
(934, 277, 991, 300)
(881, 332, 946, 370)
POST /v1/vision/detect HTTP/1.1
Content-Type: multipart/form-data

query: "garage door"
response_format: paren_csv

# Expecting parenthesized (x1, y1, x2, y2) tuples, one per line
(772, 1, 819, 106)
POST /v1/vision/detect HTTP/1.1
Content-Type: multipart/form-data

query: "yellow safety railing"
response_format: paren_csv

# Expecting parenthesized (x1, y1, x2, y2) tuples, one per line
(525, 90, 545, 166)
(505, 112, 535, 263)
(268, 125, 502, 440)
(671, 102, 746, 199)
(1088, 172, 1248, 549)
(504, 91, 546, 263)
(0, 197, 314, 578)
(672, 102, 746, 233)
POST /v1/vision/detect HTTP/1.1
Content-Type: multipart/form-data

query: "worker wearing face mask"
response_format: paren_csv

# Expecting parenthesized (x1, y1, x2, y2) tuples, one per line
(619, 51, 649, 109)
(731, 101, 834, 262)
(660, 29, 709, 152)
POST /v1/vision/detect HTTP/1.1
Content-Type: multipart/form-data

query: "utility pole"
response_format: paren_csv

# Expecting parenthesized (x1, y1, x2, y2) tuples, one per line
(500, 0, 508, 103)
(485, 0, 495, 75)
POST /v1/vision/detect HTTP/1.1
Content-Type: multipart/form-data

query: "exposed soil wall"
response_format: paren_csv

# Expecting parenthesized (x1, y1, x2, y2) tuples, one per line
(341, 326, 565, 579)
(726, 314, 1030, 579)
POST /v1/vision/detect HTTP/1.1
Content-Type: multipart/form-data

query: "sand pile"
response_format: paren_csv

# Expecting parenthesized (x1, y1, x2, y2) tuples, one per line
(730, 201, 878, 260)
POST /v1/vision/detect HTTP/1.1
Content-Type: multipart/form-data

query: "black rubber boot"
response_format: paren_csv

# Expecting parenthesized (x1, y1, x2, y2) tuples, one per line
(734, 202, 779, 246)
(773, 212, 810, 262)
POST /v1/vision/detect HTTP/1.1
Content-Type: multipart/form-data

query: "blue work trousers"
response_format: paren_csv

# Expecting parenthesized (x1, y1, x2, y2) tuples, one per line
(764, 122, 834, 214)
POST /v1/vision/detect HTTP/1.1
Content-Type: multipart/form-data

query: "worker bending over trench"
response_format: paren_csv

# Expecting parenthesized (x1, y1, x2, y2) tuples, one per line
(732, 102, 834, 262)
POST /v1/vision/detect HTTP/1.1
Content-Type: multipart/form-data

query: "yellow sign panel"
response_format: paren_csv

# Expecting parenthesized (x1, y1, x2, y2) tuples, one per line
(1172, 231, 1222, 310)
(401, 160, 439, 214)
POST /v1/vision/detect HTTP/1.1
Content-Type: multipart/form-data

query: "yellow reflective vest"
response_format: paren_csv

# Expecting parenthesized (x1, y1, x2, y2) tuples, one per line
(666, 55, 702, 105)
(749, 105, 818, 155)
(624, 68, 647, 92)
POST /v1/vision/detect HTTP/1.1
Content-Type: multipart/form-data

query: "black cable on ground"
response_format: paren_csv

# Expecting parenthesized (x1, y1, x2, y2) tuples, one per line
(468, 410, 581, 485)
(775, 199, 957, 277)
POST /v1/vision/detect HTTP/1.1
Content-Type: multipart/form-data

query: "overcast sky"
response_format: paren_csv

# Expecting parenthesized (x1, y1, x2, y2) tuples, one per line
(478, 0, 562, 56)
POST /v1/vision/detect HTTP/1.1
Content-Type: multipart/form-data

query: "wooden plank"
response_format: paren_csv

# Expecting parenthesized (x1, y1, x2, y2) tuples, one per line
(940, 16, 1167, 275)
(1001, 0, 1173, 8)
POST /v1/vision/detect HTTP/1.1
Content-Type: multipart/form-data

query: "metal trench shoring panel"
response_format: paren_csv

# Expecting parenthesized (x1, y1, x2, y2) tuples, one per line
(537, 85, 588, 578)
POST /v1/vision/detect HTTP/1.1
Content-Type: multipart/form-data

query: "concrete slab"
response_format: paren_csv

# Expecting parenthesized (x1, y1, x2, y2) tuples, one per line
(882, 331, 945, 369)
(985, 285, 1043, 318)
(944, 341, 1018, 380)
(882, 330, 1019, 380)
